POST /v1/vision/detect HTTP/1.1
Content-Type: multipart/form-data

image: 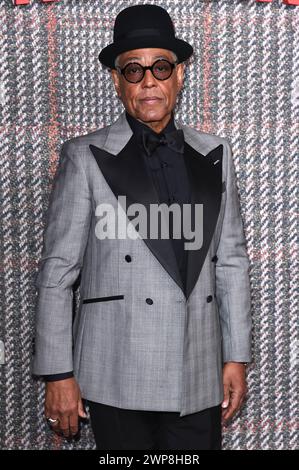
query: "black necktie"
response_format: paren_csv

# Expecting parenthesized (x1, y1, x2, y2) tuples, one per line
(141, 128, 184, 157)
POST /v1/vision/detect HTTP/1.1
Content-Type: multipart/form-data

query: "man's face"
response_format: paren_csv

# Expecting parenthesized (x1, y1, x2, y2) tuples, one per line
(111, 48, 185, 132)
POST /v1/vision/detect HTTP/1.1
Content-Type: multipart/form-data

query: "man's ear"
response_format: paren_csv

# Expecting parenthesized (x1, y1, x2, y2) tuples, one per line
(111, 69, 121, 98)
(176, 62, 185, 91)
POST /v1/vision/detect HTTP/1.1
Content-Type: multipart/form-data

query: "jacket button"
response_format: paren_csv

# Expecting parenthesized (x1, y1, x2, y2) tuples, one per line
(206, 295, 213, 303)
(125, 255, 132, 262)
(211, 255, 218, 263)
(146, 298, 153, 305)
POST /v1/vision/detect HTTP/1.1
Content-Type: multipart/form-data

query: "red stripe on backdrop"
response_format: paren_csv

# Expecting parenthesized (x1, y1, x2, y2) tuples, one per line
(14, 0, 30, 4)
(12, 1, 299, 7)
(13, 1, 299, 6)
(46, 4, 60, 180)
(256, 0, 299, 3)
(202, 1, 213, 134)
(14, 1, 60, 5)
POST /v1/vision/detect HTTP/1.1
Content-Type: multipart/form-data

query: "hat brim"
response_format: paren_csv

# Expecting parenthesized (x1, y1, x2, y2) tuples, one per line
(98, 36, 193, 69)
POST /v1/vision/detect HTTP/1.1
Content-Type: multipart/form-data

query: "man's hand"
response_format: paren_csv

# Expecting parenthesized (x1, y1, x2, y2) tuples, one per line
(221, 362, 247, 425)
(45, 377, 87, 439)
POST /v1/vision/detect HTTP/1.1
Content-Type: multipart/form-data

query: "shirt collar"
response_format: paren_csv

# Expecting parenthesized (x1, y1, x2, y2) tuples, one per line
(125, 111, 176, 144)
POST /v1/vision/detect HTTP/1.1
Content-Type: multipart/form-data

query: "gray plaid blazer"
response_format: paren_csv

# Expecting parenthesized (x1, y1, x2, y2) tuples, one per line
(32, 111, 252, 417)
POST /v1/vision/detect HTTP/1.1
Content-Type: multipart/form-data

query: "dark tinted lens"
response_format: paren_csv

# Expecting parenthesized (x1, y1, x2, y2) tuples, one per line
(152, 60, 173, 80)
(123, 63, 144, 83)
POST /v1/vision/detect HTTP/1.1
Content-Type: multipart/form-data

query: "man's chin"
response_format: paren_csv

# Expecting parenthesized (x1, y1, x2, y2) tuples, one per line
(136, 111, 168, 124)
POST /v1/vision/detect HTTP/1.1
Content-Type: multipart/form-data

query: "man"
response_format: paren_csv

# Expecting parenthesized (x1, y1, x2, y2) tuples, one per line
(32, 4, 252, 450)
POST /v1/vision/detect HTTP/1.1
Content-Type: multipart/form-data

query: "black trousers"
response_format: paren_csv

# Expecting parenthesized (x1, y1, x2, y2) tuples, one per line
(86, 400, 222, 450)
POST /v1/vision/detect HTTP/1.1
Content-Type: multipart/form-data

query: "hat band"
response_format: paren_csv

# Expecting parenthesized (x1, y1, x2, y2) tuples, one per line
(116, 28, 173, 40)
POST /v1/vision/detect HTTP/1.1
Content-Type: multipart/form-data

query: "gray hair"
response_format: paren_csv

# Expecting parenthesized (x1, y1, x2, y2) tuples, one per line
(114, 51, 178, 69)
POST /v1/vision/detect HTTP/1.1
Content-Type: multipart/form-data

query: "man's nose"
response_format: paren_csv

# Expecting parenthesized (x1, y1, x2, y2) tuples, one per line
(141, 69, 156, 87)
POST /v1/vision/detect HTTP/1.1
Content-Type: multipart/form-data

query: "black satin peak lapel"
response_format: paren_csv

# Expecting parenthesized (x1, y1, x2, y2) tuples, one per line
(184, 143, 223, 299)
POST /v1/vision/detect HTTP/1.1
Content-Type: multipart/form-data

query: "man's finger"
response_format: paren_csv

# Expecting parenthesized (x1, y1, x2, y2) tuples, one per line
(221, 382, 230, 410)
(49, 420, 63, 437)
(69, 412, 79, 436)
(59, 415, 71, 438)
(222, 391, 244, 421)
(46, 414, 60, 429)
(78, 398, 87, 419)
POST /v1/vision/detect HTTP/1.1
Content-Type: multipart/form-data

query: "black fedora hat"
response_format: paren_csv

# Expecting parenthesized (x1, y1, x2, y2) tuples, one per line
(99, 4, 193, 69)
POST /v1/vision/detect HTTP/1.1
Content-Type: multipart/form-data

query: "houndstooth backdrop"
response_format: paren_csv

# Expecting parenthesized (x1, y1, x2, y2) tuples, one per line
(0, 0, 298, 450)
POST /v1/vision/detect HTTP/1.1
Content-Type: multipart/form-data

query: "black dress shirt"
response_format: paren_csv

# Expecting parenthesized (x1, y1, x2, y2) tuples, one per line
(125, 110, 191, 285)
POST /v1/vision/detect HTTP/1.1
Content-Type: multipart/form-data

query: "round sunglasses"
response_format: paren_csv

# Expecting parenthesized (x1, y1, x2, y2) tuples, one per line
(116, 59, 177, 83)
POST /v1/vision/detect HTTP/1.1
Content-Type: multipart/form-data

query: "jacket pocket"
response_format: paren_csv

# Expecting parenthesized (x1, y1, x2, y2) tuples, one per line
(82, 295, 124, 304)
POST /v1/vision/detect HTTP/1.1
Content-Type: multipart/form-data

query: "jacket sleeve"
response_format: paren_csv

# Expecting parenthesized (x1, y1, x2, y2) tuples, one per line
(215, 140, 252, 363)
(32, 141, 92, 376)
(43, 371, 74, 382)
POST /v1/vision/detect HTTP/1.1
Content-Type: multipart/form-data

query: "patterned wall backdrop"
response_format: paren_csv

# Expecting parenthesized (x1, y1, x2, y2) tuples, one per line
(0, 0, 298, 450)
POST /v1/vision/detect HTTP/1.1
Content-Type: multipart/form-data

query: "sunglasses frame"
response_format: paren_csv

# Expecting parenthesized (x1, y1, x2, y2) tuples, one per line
(116, 58, 178, 83)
